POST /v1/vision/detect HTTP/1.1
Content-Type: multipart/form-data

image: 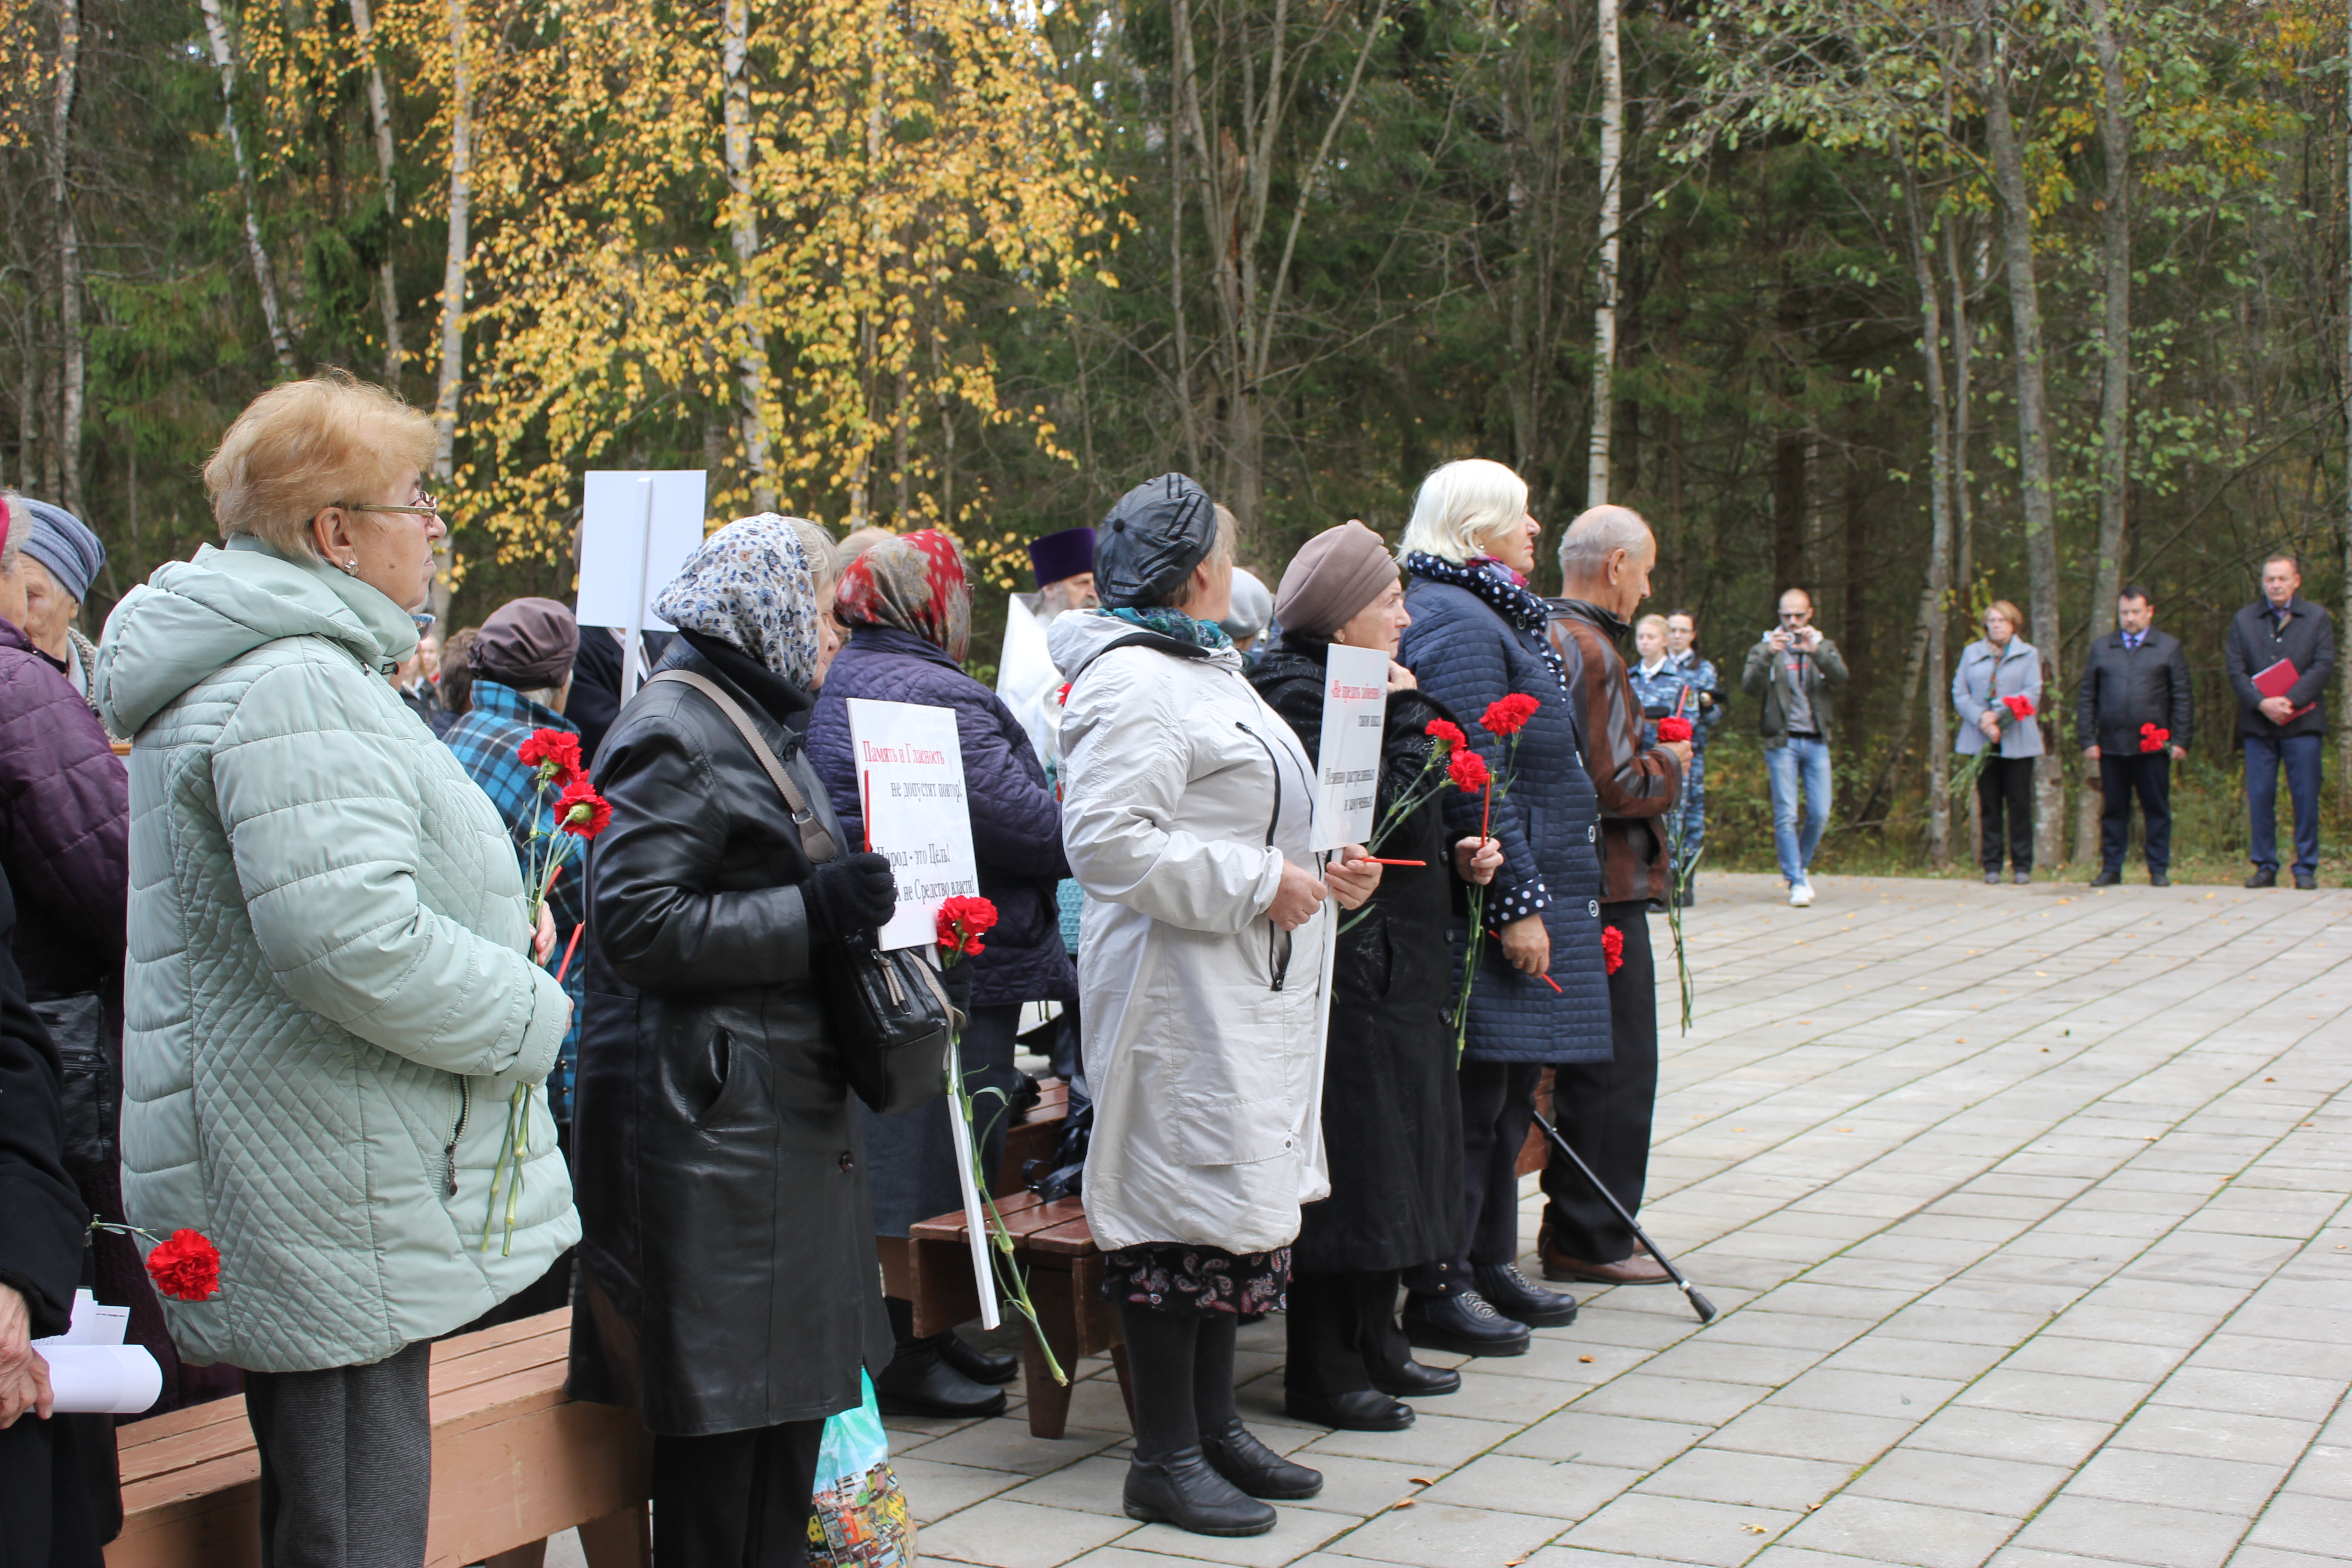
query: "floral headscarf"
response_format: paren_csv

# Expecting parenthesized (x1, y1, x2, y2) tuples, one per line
(652, 513, 823, 687)
(835, 528, 972, 663)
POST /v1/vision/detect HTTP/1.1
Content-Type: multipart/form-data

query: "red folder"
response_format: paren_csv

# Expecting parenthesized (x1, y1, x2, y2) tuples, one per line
(2253, 658, 2316, 720)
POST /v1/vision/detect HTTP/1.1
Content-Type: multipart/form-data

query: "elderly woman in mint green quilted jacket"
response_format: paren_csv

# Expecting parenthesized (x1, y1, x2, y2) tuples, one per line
(94, 371, 576, 1567)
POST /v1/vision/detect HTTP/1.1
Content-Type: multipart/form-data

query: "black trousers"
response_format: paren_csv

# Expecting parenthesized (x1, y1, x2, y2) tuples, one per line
(0, 1414, 107, 1568)
(1283, 1269, 1411, 1398)
(242, 1340, 433, 1568)
(1402, 1060, 1540, 1297)
(651, 1418, 826, 1568)
(1539, 904, 1659, 1265)
(1976, 754, 2035, 872)
(2099, 752, 2172, 872)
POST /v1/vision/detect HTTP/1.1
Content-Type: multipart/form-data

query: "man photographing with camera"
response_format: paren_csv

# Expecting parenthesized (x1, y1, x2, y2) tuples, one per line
(1742, 588, 1847, 907)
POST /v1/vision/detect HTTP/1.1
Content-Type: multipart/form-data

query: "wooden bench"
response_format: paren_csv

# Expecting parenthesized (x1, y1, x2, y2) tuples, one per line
(908, 1188, 1132, 1441)
(107, 1308, 651, 1568)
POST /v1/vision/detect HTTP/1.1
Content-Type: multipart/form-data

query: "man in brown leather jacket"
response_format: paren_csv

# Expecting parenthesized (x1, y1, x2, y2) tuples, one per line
(1539, 506, 1688, 1287)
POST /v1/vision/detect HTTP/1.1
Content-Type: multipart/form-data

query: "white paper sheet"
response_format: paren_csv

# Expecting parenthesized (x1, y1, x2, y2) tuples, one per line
(846, 699, 981, 951)
(39, 1347, 162, 1415)
(994, 595, 1063, 769)
(1311, 644, 1392, 850)
(575, 470, 707, 698)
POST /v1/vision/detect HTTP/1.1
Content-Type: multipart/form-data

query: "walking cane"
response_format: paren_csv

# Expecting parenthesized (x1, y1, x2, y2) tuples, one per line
(1531, 1112, 1717, 1325)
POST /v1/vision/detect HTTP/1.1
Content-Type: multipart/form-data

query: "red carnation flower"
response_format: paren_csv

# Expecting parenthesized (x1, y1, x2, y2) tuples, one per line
(2002, 695, 2036, 721)
(937, 895, 1000, 957)
(146, 1229, 222, 1303)
(1656, 715, 1693, 744)
(2140, 723, 2170, 754)
(555, 781, 613, 840)
(1055, 682, 1073, 707)
(1447, 747, 1491, 794)
(1480, 693, 1541, 737)
(518, 729, 585, 784)
(1425, 719, 1467, 751)
(1602, 925, 1625, 976)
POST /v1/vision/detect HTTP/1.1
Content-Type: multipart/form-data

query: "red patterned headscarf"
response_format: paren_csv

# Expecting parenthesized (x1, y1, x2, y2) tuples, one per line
(835, 529, 973, 663)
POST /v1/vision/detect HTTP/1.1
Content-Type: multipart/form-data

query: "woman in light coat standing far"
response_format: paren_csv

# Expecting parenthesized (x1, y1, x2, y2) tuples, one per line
(95, 372, 574, 1568)
(1952, 598, 2044, 884)
(1051, 475, 1379, 1538)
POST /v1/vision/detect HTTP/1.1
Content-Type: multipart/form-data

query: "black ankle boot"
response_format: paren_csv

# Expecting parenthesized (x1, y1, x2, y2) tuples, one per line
(1402, 1289, 1529, 1357)
(873, 1298, 1006, 1418)
(938, 1333, 1019, 1386)
(1474, 1262, 1579, 1328)
(1200, 1419, 1323, 1499)
(1123, 1448, 1277, 1535)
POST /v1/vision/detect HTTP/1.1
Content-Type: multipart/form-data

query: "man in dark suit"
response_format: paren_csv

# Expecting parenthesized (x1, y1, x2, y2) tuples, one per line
(2079, 587, 2192, 887)
(2224, 553, 2336, 889)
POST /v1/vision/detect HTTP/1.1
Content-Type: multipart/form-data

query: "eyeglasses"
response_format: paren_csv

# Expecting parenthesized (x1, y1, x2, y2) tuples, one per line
(344, 493, 442, 521)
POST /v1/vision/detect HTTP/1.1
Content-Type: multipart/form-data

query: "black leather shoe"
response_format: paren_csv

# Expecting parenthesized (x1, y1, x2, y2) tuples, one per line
(2091, 869, 2122, 887)
(1123, 1448, 1277, 1536)
(1368, 1358, 1460, 1399)
(1202, 1420, 1326, 1496)
(1475, 1263, 1579, 1328)
(1983, 872, 2000, 884)
(2295, 871, 2318, 890)
(2150, 872, 2171, 887)
(2248, 868, 2278, 888)
(1284, 1387, 1413, 1432)
(938, 1333, 1019, 1386)
(873, 1340, 1008, 1419)
(1402, 1290, 1529, 1357)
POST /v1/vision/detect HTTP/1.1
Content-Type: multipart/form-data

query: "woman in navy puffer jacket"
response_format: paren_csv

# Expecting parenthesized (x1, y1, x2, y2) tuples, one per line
(1393, 460, 1610, 1361)
(807, 529, 1075, 1418)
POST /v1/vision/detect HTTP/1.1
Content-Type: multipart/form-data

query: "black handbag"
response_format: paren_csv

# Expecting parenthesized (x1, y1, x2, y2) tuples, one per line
(648, 670, 956, 1115)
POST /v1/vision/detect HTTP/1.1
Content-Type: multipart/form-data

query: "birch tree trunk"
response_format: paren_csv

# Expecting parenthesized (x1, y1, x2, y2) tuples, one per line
(199, 0, 296, 373)
(723, 0, 776, 510)
(1903, 165, 1955, 867)
(348, 0, 402, 383)
(429, 0, 472, 623)
(50, 0, 83, 519)
(1587, 0, 1622, 508)
(1971, 0, 2067, 867)
(2077, 0, 2133, 861)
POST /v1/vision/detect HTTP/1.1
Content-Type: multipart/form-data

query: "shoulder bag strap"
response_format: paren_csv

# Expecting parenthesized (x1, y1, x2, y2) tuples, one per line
(647, 668, 840, 863)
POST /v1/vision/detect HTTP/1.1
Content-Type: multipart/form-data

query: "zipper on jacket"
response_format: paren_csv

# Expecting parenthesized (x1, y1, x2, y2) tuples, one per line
(1236, 720, 1294, 991)
(444, 1078, 470, 1198)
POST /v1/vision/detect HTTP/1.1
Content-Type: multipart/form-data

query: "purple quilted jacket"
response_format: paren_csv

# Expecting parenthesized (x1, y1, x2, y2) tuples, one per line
(0, 617, 127, 1001)
(807, 625, 1076, 1009)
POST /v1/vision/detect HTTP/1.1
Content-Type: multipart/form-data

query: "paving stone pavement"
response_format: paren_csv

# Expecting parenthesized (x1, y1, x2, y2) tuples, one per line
(890, 872, 2352, 1568)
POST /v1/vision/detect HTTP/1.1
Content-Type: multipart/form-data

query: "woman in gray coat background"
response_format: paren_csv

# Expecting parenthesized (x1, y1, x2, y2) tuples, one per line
(1952, 598, 2045, 884)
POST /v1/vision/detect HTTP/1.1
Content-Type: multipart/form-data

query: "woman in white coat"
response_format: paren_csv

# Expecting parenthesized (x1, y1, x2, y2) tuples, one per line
(1051, 475, 1379, 1538)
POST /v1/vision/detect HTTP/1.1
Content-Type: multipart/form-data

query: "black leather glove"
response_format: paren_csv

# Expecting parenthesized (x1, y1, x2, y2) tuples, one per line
(804, 852, 898, 945)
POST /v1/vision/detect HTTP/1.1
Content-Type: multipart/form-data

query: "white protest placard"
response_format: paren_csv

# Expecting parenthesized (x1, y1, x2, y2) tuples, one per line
(846, 698, 982, 951)
(575, 470, 707, 699)
(995, 594, 1062, 768)
(1311, 643, 1392, 851)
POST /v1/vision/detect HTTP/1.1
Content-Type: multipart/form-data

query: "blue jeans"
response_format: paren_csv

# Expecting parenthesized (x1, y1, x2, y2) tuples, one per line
(1765, 736, 1833, 885)
(2245, 733, 2323, 877)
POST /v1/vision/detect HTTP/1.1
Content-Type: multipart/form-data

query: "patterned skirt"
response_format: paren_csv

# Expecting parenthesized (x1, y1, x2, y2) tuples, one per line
(1102, 1243, 1292, 1320)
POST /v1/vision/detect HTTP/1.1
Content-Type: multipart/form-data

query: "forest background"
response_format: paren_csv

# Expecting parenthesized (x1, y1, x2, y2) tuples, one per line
(5, 0, 2351, 878)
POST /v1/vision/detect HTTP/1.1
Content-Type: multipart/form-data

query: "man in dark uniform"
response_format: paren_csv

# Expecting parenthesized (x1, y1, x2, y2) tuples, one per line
(2079, 586, 2192, 887)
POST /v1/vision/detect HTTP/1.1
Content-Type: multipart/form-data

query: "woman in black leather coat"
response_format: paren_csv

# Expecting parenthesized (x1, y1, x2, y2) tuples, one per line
(570, 515, 901, 1567)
